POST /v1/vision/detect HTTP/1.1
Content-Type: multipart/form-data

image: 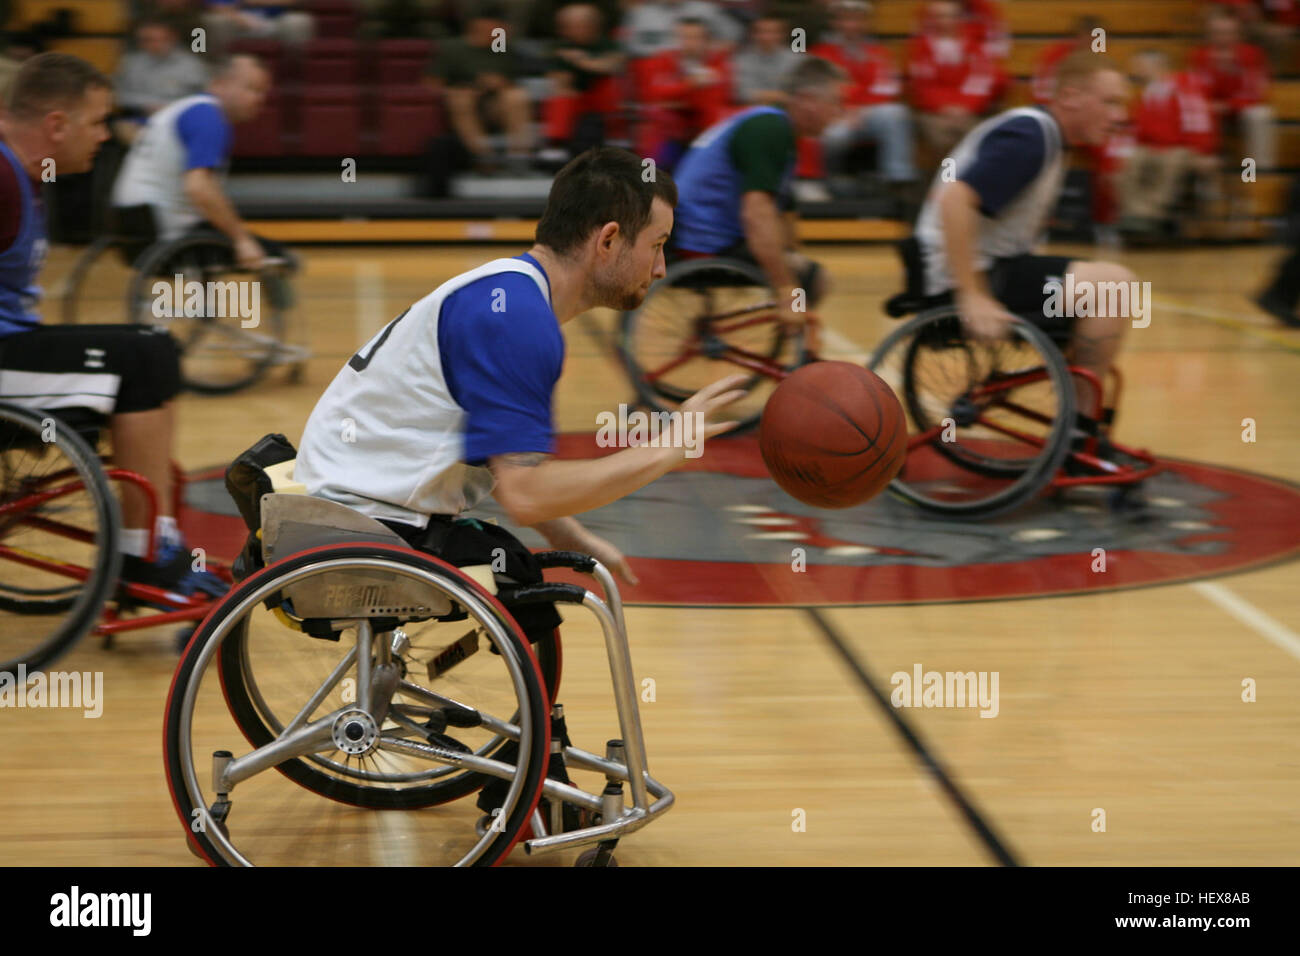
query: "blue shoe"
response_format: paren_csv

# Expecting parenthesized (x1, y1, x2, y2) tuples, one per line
(119, 539, 229, 607)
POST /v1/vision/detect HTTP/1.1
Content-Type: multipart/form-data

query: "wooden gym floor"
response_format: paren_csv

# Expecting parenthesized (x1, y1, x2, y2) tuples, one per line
(3, 242, 1297, 865)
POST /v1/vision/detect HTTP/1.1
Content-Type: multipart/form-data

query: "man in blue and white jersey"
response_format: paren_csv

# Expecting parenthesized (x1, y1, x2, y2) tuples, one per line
(112, 53, 277, 269)
(296, 147, 746, 621)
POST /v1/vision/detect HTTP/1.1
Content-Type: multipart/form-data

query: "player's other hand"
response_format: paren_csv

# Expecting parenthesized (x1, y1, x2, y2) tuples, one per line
(957, 290, 1015, 340)
(679, 373, 750, 443)
(576, 530, 640, 586)
(234, 235, 266, 271)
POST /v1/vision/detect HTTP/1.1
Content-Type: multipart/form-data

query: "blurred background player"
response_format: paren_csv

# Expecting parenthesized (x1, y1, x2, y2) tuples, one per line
(0, 52, 225, 599)
(671, 56, 846, 335)
(913, 50, 1136, 433)
(111, 54, 285, 272)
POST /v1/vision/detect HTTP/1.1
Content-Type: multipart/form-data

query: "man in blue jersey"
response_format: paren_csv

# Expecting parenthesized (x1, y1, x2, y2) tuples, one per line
(0, 53, 226, 599)
(296, 147, 746, 599)
(671, 56, 847, 332)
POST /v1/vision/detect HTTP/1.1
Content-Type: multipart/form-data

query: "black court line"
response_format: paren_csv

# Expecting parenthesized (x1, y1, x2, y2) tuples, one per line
(804, 607, 1022, 867)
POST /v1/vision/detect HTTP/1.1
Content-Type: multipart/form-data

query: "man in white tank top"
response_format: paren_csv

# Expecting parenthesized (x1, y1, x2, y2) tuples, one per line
(912, 49, 1137, 423)
(112, 54, 271, 269)
(296, 148, 746, 592)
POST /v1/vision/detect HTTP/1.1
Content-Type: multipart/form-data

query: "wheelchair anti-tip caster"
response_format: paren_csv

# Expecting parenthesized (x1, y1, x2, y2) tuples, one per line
(574, 843, 619, 867)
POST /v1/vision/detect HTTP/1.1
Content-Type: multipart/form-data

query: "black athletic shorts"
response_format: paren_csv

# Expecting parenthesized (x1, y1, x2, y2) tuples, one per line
(985, 253, 1076, 342)
(381, 515, 563, 644)
(0, 323, 182, 415)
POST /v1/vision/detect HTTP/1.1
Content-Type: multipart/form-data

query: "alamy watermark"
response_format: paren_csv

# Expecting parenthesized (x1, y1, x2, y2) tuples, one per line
(595, 405, 705, 458)
(0, 665, 103, 718)
(152, 274, 260, 328)
(1043, 274, 1152, 329)
(890, 663, 999, 718)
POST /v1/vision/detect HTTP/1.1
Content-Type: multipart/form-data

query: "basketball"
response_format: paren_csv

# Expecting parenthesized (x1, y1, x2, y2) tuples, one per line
(758, 361, 907, 509)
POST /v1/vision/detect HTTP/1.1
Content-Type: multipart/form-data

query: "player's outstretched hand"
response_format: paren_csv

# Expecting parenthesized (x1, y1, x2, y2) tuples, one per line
(234, 235, 266, 272)
(680, 373, 750, 443)
(957, 290, 1016, 341)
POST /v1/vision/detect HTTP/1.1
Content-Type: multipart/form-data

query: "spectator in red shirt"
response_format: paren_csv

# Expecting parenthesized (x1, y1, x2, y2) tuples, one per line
(1211, 0, 1299, 71)
(1190, 5, 1276, 171)
(1117, 49, 1219, 234)
(813, 0, 916, 197)
(541, 3, 625, 162)
(907, 0, 1004, 168)
(636, 16, 733, 169)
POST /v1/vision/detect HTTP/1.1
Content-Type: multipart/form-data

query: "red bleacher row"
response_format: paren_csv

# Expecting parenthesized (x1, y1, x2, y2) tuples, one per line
(228, 36, 439, 158)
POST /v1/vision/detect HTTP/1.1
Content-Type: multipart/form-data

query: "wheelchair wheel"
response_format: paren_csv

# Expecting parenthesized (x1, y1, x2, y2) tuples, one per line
(57, 235, 142, 326)
(218, 613, 561, 811)
(164, 543, 550, 866)
(620, 257, 806, 431)
(0, 403, 122, 673)
(868, 307, 1076, 518)
(126, 232, 287, 395)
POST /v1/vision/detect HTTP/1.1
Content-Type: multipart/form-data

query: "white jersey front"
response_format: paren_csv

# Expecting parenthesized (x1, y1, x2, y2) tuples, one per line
(914, 106, 1068, 295)
(112, 93, 229, 239)
(295, 257, 556, 527)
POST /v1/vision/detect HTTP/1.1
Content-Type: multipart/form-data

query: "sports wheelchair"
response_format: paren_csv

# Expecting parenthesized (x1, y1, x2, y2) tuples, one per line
(56, 208, 308, 395)
(0, 401, 234, 674)
(162, 442, 672, 866)
(618, 243, 1160, 518)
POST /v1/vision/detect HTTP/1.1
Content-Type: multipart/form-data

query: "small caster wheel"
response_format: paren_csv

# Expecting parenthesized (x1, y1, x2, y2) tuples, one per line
(575, 843, 619, 867)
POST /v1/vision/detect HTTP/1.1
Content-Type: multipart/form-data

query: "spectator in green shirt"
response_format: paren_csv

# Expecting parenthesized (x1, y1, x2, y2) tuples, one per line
(429, 3, 534, 173)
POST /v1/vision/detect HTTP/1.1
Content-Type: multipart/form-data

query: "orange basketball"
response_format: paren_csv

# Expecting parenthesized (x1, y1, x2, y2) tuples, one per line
(758, 361, 907, 509)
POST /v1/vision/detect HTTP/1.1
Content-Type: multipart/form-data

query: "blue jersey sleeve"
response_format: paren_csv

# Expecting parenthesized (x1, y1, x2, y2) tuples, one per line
(175, 101, 231, 171)
(958, 116, 1049, 218)
(437, 270, 564, 465)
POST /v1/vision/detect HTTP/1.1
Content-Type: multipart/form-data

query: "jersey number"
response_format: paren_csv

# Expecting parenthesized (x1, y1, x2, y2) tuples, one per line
(348, 308, 410, 372)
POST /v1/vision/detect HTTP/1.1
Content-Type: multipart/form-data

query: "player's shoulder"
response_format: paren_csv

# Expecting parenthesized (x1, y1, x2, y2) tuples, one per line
(173, 96, 228, 130)
(440, 258, 556, 332)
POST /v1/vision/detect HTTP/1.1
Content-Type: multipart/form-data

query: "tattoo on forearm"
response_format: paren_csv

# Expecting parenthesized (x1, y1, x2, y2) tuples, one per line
(495, 452, 550, 468)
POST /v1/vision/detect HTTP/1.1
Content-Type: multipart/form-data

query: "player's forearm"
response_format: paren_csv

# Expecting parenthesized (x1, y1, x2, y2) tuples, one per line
(530, 515, 587, 548)
(741, 192, 797, 294)
(184, 170, 251, 243)
(938, 180, 991, 297)
(492, 444, 684, 526)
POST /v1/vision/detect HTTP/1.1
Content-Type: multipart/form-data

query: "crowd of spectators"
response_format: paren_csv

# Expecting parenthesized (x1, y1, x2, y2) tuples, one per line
(1, 0, 1296, 233)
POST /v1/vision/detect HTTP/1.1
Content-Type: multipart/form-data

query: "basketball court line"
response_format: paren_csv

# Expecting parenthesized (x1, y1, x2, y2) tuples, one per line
(1193, 581, 1300, 663)
(1153, 297, 1300, 354)
(803, 608, 1022, 866)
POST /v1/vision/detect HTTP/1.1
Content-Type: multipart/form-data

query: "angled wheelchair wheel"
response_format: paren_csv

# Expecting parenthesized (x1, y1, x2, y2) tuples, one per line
(868, 307, 1076, 518)
(58, 235, 140, 326)
(218, 612, 561, 811)
(126, 232, 287, 395)
(164, 543, 550, 866)
(620, 257, 806, 431)
(0, 403, 122, 673)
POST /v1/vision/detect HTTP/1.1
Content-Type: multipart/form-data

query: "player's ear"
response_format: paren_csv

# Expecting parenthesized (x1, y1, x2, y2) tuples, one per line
(596, 221, 621, 254)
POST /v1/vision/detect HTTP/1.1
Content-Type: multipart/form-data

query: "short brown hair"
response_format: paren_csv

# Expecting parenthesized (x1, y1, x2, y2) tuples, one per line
(4, 52, 110, 123)
(536, 147, 678, 256)
(1054, 49, 1115, 96)
(783, 55, 848, 96)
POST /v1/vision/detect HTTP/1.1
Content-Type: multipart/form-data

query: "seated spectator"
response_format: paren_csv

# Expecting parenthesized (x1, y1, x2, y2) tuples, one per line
(201, 0, 314, 54)
(732, 11, 801, 105)
(1117, 49, 1219, 236)
(637, 16, 732, 169)
(541, 3, 625, 162)
(621, 0, 743, 58)
(1212, 0, 1299, 71)
(812, 0, 917, 201)
(1190, 5, 1276, 172)
(906, 0, 1004, 169)
(767, 0, 836, 47)
(959, 0, 1010, 62)
(131, 0, 205, 43)
(113, 18, 209, 143)
(428, 4, 534, 176)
